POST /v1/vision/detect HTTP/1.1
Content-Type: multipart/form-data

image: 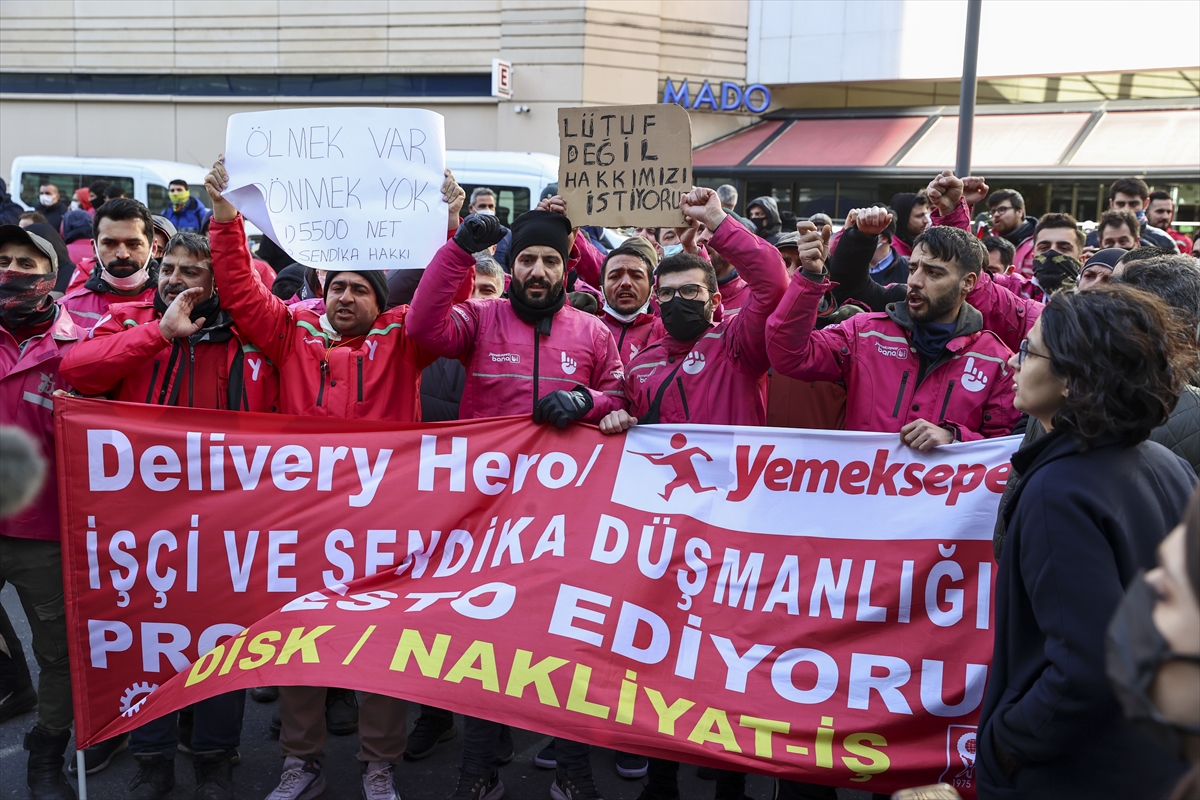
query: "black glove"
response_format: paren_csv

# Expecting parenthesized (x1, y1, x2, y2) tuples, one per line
(533, 387, 594, 429)
(454, 213, 506, 255)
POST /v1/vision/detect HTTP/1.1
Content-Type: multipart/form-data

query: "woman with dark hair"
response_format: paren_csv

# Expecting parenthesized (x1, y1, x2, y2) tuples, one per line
(978, 284, 1198, 800)
(1107, 485, 1200, 800)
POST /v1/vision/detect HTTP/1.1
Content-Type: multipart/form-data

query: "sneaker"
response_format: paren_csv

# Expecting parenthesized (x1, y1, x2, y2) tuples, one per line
(127, 752, 174, 800)
(326, 688, 359, 736)
(266, 756, 324, 800)
(495, 725, 514, 766)
(67, 733, 128, 775)
(361, 761, 400, 800)
(403, 712, 457, 761)
(251, 685, 280, 703)
(614, 751, 647, 779)
(450, 768, 505, 800)
(533, 741, 556, 770)
(550, 771, 603, 800)
(0, 683, 37, 723)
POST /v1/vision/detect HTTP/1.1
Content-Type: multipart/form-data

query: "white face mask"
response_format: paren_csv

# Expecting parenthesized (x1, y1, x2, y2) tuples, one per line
(474, 208, 495, 217)
(95, 241, 154, 292)
(39, 193, 56, 207)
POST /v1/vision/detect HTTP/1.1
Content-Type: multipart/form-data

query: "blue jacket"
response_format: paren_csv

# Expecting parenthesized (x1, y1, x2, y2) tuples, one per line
(978, 427, 1194, 799)
(161, 196, 211, 233)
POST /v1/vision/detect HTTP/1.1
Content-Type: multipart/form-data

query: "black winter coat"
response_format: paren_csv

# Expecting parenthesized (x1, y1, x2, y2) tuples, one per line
(420, 357, 464, 422)
(978, 427, 1194, 799)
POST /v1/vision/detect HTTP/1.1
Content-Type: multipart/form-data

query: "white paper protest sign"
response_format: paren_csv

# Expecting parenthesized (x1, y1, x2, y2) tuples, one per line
(223, 107, 447, 271)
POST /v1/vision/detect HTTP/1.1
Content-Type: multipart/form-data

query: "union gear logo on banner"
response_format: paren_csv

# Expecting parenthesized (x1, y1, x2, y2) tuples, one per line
(938, 725, 977, 793)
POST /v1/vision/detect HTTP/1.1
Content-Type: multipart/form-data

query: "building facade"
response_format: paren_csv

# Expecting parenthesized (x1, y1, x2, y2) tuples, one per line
(3, 0, 1197, 225)
(0, 0, 755, 184)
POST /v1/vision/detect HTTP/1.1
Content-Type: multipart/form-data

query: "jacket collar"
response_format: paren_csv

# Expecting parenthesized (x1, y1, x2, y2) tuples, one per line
(1003, 426, 1124, 525)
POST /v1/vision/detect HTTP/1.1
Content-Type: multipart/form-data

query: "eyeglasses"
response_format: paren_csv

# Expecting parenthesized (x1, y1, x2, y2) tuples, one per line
(1017, 339, 1051, 367)
(992, 205, 1015, 215)
(654, 284, 707, 303)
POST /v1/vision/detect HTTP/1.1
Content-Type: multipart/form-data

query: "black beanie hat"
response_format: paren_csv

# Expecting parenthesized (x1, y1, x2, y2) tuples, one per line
(508, 210, 572, 273)
(324, 270, 390, 311)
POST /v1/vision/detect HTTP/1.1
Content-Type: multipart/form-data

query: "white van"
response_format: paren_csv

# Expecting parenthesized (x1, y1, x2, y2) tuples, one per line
(10, 151, 560, 229)
(9, 156, 214, 215)
(444, 150, 559, 226)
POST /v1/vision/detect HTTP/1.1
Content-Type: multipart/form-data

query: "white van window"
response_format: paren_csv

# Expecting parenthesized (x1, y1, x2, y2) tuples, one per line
(458, 185, 530, 226)
(20, 173, 133, 207)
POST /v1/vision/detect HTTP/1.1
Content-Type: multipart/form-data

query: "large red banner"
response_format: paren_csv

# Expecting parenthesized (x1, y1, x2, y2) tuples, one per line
(56, 396, 1015, 796)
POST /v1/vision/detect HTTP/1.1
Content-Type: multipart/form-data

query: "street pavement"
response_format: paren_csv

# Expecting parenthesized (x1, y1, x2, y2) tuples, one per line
(1, 585, 872, 799)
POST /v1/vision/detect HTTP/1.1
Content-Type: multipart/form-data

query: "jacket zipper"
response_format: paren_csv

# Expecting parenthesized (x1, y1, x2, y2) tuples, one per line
(617, 324, 629, 353)
(187, 343, 195, 407)
(357, 356, 363, 402)
(316, 360, 328, 407)
(939, 380, 955, 423)
(892, 371, 910, 417)
(676, 376, 690, 420)
(532, 329, 541, 410)
(145, 361, 161, 404)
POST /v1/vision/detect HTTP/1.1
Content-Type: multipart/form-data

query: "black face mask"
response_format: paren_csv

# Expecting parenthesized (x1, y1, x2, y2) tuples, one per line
(0, 269, 57, 331)
(1106, 571, 1200, 760)
(660, 297, 711, 341)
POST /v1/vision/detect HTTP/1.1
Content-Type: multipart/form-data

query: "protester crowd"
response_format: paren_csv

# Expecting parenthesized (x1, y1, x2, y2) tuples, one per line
(1, 153, 1198, 800)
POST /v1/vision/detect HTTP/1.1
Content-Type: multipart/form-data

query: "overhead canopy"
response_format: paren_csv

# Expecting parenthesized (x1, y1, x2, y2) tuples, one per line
(693, 102, 1200, 179)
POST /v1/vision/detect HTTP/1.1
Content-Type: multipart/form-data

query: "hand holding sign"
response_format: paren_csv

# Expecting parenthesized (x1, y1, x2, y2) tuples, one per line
(222, 107, 448, 270)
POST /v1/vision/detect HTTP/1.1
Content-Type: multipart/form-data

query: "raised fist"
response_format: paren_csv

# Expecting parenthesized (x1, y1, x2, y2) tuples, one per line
(454, 213, 506, 254)
(926, 170, 963, 215)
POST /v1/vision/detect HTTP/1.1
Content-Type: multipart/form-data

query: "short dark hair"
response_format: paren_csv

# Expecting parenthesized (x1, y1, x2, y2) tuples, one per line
(1114, 255, 1200, 330)
(1040, 284, 1196, 448)
(162, 231, 210, 265)
(1147, 190, 1172, 205)
(982, 235, 1015, 266)
(913, 191, 929, 207)
(987, 189, 1024, 212)
(92, 197, 153, 243)
(912, 225, 987, 276)
(88, 180, 110, 202)
(601, 244, 654, 281)
(656, 252, 717, 295)
(1109, 177, 1149, 202)
(1097, 209, 1139, 243)
(1034, 212, 1085, 251)
(19, 211, 48, 225)
(168, 179, 189, 190)
(1119, 246, 1174, 265)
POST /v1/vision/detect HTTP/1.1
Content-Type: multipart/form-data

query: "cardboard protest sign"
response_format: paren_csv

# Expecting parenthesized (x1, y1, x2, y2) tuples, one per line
(223, 107, 447, 270)
(558, 104, 692, 227)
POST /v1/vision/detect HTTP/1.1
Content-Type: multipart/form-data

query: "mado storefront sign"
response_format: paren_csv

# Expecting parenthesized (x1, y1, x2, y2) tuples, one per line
(662, 78, 771, 114)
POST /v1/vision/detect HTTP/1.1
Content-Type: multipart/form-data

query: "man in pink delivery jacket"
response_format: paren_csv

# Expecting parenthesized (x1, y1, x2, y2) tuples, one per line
(0, 224, 84, 800)
(767, 220, 1020, 449)
(598, 186, 789, 433)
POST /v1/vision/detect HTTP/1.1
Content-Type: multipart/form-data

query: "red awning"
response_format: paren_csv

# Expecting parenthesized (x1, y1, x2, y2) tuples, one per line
(1070, 110, 1200, 168)
(896, 113, 1091, 169)
(692, 105, 1200, 175)
(692, 120, 784, 168)
(749, 117, 927, 167)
